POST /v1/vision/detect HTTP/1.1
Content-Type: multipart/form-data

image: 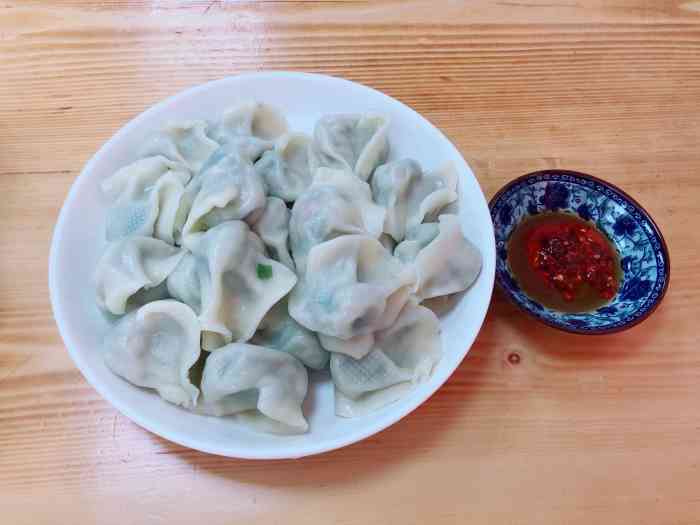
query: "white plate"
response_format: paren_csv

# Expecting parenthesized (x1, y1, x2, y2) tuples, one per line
(49, 72, 496, 459)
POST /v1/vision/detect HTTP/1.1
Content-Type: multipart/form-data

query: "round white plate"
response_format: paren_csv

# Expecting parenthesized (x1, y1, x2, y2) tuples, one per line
(49, 72, 496, 459)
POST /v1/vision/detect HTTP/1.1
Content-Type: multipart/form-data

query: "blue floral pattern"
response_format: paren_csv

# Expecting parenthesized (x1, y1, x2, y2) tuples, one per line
(539, 182, 570, 210)
(490, 171, 669, 333)
(613, 214, 637, 236)
(498, 203, 513, 228)
(576, 203, 592, 221)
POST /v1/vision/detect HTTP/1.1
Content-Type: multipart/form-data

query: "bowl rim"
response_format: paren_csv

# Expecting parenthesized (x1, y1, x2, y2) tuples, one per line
(48, 71, 496, 458)
(489, 169, 671, 335)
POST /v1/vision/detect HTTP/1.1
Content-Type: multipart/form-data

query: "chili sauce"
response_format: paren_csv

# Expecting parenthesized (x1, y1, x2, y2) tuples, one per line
(506, 212, 622, 313)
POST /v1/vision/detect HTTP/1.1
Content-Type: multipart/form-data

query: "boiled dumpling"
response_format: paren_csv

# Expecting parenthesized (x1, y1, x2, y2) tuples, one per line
(310, 114, 389, 180)
(250, 197, 295, 270)
(378, 233, 396, 253)
(94, 100, 486, 431)
(140, 120, 219, 174)
(95, 236, 185, 315)
(197, 343, 308, 432)
(371, 159, 458, 242)
(394, 222, 440, 262)
(179, 145, 267, 247)
(398, 214, 481, 300)
(199, 136, 273, 171)
(126, 281, 171, 309)
(252, 299, 329, 370)
(289, 168, 385, 272)
(101, 156, 186, 202)
(209, 100, 288, 144)
(317, 332, 375, 360)
(289, 234, 415, 340)
(166, 221, 297, 344)
(164, 253, 201, 312)
(103, 300, 201, 408)
(255, 132, 313, 202)
(332, 299, 441, 417)
(101, 156, 191, 243)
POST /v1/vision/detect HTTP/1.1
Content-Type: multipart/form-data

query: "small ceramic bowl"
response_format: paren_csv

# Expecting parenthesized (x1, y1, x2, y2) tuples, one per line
(489, 170, 670, 334)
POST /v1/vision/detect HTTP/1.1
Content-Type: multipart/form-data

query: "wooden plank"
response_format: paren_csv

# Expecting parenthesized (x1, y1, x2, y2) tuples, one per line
(1, 1, 698, 524)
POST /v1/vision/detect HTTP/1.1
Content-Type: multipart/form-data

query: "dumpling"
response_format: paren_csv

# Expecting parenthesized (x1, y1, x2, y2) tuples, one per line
(252, 299, 329, 370)
(166, 221, 297, 344)
(289, 234, 415, 340)
(394, 222, 440, 262)
(310, 114, 389, 181)
(378, 233, 396, 253)
(209, 100, 288, 143)
(331, 299, 441, 417)
(101, 156, 191, 243)
(101, 156, 185, 202)
(140, 120, 219, 174)
(250, 197, 295, 270)
(126, 281, 171, 309)
(255, 133, 313, 202)
(103, 300, 201, 408)
(95, 236, 185, 315)
(199, 136, 273, 172)
(317, 332, 375, 360)
(164, 253, 201, 313)
(289, 168, 385, 272)
(371, 159, 458, 242)
(179, 145, 267, 247)
(398, 214, 482, 300)
(197, 343, 308, 432)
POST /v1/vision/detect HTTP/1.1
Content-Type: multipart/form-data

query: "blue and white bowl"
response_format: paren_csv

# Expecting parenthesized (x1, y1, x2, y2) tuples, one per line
(489, 170, 670, 334)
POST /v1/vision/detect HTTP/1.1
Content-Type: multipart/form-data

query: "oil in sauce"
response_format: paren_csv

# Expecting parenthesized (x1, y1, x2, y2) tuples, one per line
(506, 212, 622, 313)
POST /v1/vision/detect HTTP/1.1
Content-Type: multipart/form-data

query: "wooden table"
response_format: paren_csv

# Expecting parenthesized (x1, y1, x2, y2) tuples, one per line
(1, 1, 698, 523)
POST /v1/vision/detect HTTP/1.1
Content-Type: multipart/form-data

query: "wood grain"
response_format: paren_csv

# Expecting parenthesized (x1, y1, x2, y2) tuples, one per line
(1, 1, 699, 523)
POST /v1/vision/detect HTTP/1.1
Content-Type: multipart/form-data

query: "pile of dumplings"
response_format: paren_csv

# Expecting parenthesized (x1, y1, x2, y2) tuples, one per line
(94, 101, 482, 434)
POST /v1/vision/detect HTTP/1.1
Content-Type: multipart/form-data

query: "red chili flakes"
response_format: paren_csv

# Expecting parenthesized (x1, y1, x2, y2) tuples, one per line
(525, 220, 618, 302)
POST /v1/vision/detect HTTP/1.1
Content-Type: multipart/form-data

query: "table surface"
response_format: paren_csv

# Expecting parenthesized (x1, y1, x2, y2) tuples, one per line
(1, 1, 699, 523)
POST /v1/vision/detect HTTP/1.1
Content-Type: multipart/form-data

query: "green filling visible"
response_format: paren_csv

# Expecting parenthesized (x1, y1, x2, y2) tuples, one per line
(256, 263, 273, 280)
